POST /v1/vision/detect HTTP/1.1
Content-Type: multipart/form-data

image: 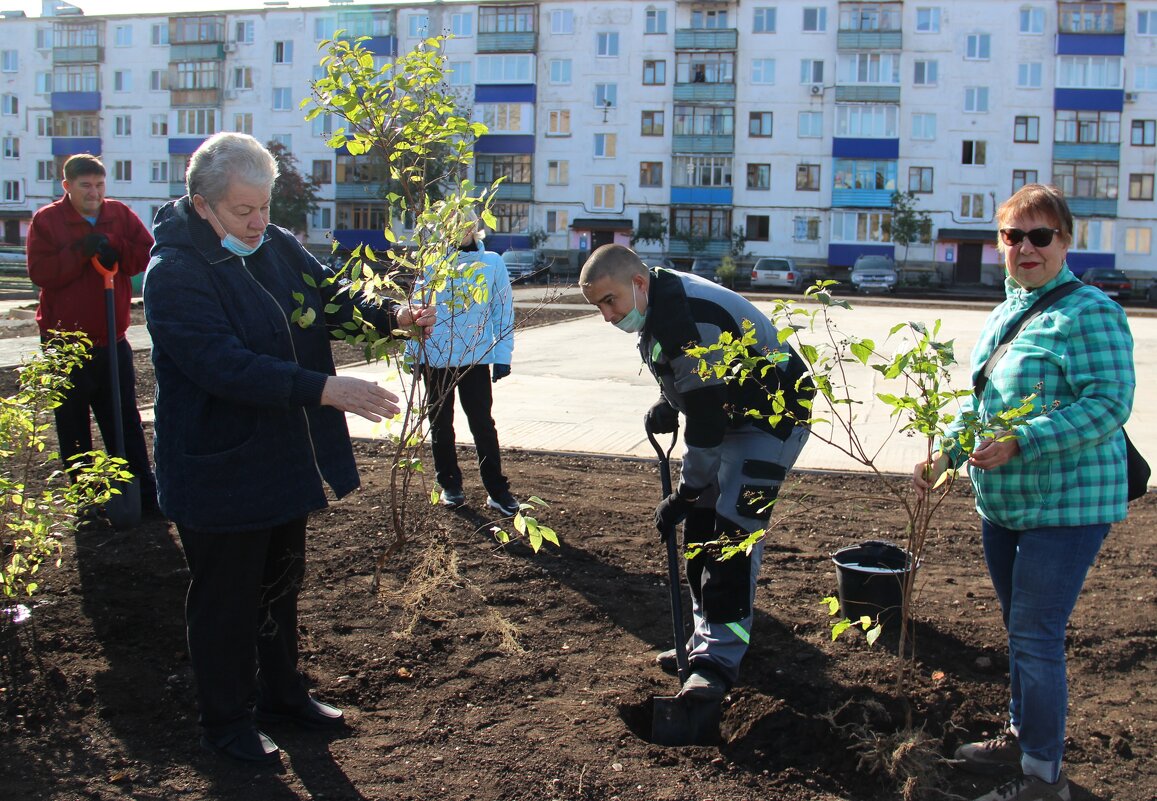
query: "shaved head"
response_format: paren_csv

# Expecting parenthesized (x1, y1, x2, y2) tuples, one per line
(579, 244, 648, 289)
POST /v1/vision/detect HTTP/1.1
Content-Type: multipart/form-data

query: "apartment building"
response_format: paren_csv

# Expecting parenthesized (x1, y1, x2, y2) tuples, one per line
(1, 0, 1156, 284)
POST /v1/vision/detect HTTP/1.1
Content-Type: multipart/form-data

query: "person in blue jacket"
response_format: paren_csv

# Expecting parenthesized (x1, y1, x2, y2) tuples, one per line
(409, 211, 519, 515)
(144, 132, 433, 765)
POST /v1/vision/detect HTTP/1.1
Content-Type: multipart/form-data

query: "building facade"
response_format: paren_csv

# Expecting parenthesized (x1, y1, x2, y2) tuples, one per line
(1, 0, 1156, 283)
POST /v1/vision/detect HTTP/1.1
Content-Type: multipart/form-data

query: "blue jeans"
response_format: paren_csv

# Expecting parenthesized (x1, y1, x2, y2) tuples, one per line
(981, 519, 1109, 783)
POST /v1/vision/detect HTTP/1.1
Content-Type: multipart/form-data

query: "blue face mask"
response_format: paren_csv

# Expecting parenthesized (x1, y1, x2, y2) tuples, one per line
(204, 202, 264, 257)
(613, 283, 646, 333)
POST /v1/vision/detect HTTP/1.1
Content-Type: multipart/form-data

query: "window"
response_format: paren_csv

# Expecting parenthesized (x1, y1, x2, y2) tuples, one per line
(477, 103, 533, 134)
(36, 72, 51, 95)
(1141, 10, 1157, 35)
(270, 133, 292, 151)
(831, 211, 891, 243)
(749, 111, 773, 137)
(838, 52, 901, 85)
(235, 20, 254, 44)
(747, 163, 771, 190)
(798, 111, 823, 138)
(0, 94, 15, 115)
(3, 181, 21, 202)
(595, 84, 617, 108)
(547, 160, 569, 185)
(1014, 115, 1040, 143)
(690, 9, 729, 28)
(794, 216, 821, 241)
(175, 62, 220, 91)
(645, 7, 667, 34)
(36, 160, 55, 182)
(840, 4, 901, 31)
(407, 14, 428, 37)
(273, 88, 293, 111)
(151, 23, 168, 45)
(593, 184, 617, 210)
(114, 160, 132, 182)
(909, 166, 933, 193)
(746, 215, 770, 242)
(803, 7, 827, 32)
(114, 25, 132, 47)
(1012, 169, 1039, 192)
(448, 61, 472, 86)
(546, 210, 569, 233)
(35, 28, 50, 49)
(674, 105, 734, 136)
(643, 60, 666, 85)
(311, 207, 333, 231)
(962, 140, 986, 164)
(964, 87, 989, 113)
(596, 32, 619, 57)
(177, 108, 218, 136)
(1, 136, 18, 159)
(150, 161, 168, 183)
(913, 60, 938, 85)
(234, 113, 252, 135)
(960, 193, 985, 219)
(1055, 110, 1120, 144)
(673, 156, 733, 187)
(113, 70, 132, 92)
(311, 160, 332, 185)
(150, 114, 168, 136)
(233, 67, 253, 90)
(1018, 62, 1043, 88)
(3, 49, 20, 72)
(477, 55, 534, 83)
(1125, 227, 1152, 254)
(752, 58, 776, 84)
(274, 41, 293, 64)
(671, 207, 732, 239)
(833, 159, 897, 190)
(36, 116, 53, 137)
(1058, 55, 1122, 89)
(676, 52, 735, 84)
(549, 59, 571, 85)
(547, 110, 571, 136)
(1135, 66, 1157, 91)
(801, 59, 824, 84)
(915, 7, 941, 32)
(451, 12, 473, 37)
(1053, 162, 1118, 199)
(836, 104, 898, 137)
(476, 154, 533, 186)
(313, 17, 335, 41)
(150, 69, 168, 91)
(479, 5, 534, 33)
(754, 7, 776, 33)
(796, 163, 820, 191)
(1129, 173, 1154, 201)
(1020, 7, 1045, 34)
(594, 133, 616, 158)
(1132, 120, 1156, 146)
(966, 33, 991, 60)
(641, 110, 664, 136)
(640, 162, 664, 188)
(1071, 219, 1114, 251)
(114, 115, 132, 137)
(551, 9, 574, 34)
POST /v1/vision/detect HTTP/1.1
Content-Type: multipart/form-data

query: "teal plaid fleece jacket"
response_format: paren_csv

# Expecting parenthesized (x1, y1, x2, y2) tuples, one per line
(939, 266, 1135, 529)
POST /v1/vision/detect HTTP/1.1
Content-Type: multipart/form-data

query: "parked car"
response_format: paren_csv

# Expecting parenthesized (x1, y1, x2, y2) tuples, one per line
(1081, 267, 1132, 300)
(645, 257, 678, 272)
(1147, 281, 1157, 306)
(750, 257, 803, 290)
(500, 249, 543, 282)
(849, 254, 898, 293)
(690, 257, 721, 283)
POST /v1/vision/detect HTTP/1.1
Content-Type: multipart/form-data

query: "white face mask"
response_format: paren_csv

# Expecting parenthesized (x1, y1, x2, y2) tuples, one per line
(613, 283, 645, 333)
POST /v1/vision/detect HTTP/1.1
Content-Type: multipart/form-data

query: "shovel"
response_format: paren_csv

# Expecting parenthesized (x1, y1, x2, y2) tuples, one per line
(645, 420, 722, 747)
(90, 254, 141, 530)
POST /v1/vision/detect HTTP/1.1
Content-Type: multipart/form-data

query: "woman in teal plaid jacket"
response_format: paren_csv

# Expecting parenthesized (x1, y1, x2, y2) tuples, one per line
(914, 184, 1134, 801)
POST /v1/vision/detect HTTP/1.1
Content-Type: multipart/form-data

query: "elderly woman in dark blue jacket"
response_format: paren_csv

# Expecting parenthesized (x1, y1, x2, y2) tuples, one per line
(144, 132, 432, 765)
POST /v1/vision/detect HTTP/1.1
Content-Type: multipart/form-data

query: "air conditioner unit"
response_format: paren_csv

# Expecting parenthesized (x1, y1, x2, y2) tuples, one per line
(809, 83, 824, 96)
(223, 42, 236, 53)
(1125, 91, 1139, 103)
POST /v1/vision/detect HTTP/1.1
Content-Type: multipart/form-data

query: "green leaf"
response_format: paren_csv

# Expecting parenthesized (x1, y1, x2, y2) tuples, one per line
(865, 625, 883, 647)
(831, 618, 853, 641)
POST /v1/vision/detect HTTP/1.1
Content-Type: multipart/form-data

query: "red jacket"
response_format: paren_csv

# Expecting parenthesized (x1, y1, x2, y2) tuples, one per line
(26, 196, 153, 346)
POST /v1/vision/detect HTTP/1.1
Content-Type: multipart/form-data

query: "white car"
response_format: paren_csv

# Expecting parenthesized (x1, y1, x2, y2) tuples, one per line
(750, 257, 804, 290)
(849, 255, 898, 293)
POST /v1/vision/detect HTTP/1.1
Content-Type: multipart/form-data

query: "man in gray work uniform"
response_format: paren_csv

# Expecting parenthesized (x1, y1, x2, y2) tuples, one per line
(580, 244, 812, 700)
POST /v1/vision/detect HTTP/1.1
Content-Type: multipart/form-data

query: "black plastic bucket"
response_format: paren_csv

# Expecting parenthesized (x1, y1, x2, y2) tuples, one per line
(831, 540, 914, 630)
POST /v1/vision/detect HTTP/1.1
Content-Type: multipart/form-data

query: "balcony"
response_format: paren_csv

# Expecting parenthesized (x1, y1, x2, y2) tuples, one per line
(832, 188, 893, 208)
(834, 85, 901, 103)
(51, 137, 101, 157)
(476, 31, 536, 53)
(837, 30, 902, 50)
(50, 92, 101, 112)
(672, 134, 734, 154)
(1053, 142, 1120, 162)
(670, 187, 732, 205)
(667, 238, 729, 257)
(53, 46, 103, 64)
(493, 182, 533, 201)
(1068, 197, 1117, 217)
(168, 137, 206, 155)
(171, 43, 225, 62)
(673, 83, 735, 102)
(674, 29, 737, 50)
(170, 88, 222, 107)
(335, 183, 386, 201)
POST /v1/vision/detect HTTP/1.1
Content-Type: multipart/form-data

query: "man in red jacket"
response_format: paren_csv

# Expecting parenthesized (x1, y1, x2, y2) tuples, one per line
(26, 153, 158, 517)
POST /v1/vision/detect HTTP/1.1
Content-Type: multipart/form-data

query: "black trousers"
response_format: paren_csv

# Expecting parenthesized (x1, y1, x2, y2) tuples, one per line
(421, 364, 509, 496)
(176, 517, 311, 740)
(53, 338, 157, 503)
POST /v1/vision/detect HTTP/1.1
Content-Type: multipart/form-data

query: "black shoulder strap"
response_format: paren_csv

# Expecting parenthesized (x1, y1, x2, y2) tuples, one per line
(974, 281, 1082, 396)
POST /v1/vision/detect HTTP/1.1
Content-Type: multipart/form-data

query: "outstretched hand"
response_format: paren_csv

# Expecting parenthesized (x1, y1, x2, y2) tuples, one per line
(397, 305, 436, 339)
(320, 376, 400, 422)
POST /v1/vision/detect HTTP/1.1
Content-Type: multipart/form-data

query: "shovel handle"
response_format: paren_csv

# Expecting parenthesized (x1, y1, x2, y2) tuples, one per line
(644, 420, 678, 497)
(90, 255, 119, 290)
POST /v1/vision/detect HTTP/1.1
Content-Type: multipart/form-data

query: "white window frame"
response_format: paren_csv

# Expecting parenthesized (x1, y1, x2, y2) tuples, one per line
(113, 160, 132, 182)
(800, 59, 824, 84)
(0, 94, 16, 115)
(150, 160, 169, 183)
(831, 211, 892, 243)
(552, 9, 575, 35)
(1018, 62, 1043, 88)
(960, 193, 985, 219)
(645, 7, 667, 34)
(547, 109, 571, 136)
(235, 20, 255, 44)
(114, 114, 132, 137)
(546, 160, 569, 185)
(1019, 7, 1045, 34)
(2, 180, 21, 202)
(836, 104, 898, 138)
(408, 14, 429, 38)
(802, 7, 827, 32)
(915, 7, 941, 33)
(477, 54, 534, 83)
(594, 133, 617, 158)
(752, 58, 776, 84)
(965, 33, 991, 60)
(596, 32, 620, 57)
(913, 59, 938, 86)
(912, 112, 937, 140)
(593, 184, 617, 210)
(114, 25, 132, 47)
(114, 70, 132, 92)
(549, 59, 571, 85)
(150, 114, 168, 136)
(451, 12, 473, 37)
(36, 160, 55, 182)
(1, 136, 19, 159)
(964, 86, 990, 113)
(595, 83, 617, 108)
(1059, 56, 1123, 89)
(798, 111, 823, 138)
(1125, 227, 1152, 254)
(151, 23, 168, 45)
(448, 61, 472, 87)
(273, 40, 294, 64)
(753, 7, 776, 33)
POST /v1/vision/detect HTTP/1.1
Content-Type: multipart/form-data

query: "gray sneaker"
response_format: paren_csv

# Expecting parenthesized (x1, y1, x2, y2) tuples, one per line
(678, 668, 727, 702)
(972, 772, 1070, 801)
(486, 491, 520, 516)
(954, 732, 1023, 775)
(439, 487, 466, 508)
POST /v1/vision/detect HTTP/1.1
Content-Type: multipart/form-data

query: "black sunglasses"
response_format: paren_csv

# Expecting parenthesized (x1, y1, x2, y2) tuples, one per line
(999, 227, 1061, 248)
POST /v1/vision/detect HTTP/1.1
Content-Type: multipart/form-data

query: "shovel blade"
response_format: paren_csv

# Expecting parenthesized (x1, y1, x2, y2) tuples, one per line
(103, 476, 141, 531)
(650, 693, 721, 746)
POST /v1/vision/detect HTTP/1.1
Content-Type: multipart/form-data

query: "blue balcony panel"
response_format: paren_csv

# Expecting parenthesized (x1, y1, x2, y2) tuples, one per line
(1068, 197, 1117, 217)
(673, 29, 738, 50)
(672, 83, 735, 102)
(837, 30, 902, 50)
(51, 92, 101, 112)
(335, 182, 385, 200)
(1054, 88, 1123, 112)
(671, 134, 734, 153)
(475, 134, 534, 154)
(670, 187, 732, 205)
(1053, 142, 1120, 162)
(832, 188, 893, 208)
(668, 238, 729, 257)
(832, 138, 899, 159)
(828, 243, 894, 268)
(51, 136, 101, 156)
(364, 36, 397, 57)
(333, 229, 391, 253)
(475, 84, 536, 104)
(1057, 33, 1125, 56)
(476, 31, 537, 53)
(486, 234, 532, 252)
(168, 137, 207, 155)
(1066, 252, 1114, 275)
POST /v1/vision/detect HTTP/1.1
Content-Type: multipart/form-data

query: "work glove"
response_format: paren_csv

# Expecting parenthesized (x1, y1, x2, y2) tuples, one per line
(492, 364, 511, 382)
(655, 488, 700, 540)
(81, 232, 109, 259)
(644, 398, 679, 434)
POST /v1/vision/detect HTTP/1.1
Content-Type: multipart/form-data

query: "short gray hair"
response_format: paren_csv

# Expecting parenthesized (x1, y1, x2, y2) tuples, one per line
(186, 132, 279, 205)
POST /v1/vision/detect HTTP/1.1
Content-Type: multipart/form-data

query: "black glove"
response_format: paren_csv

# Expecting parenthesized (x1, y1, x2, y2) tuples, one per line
(644, 399, 679, 434)
(655, 490, 698, 539)
(81, 233, 109, 259)
(492, 364, 511, 382)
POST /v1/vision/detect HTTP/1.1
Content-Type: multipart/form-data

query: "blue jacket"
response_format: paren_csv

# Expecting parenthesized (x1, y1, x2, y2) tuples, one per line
(409, 240, 514, 368)
(144, 197, 398, 532)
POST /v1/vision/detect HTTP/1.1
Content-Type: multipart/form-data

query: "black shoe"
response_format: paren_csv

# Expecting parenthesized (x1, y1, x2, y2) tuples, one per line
(255, 697, 344, 730)
(439, 487, 466, 508)
(486, 491, 520, 516)
(200, 728, 280, 764)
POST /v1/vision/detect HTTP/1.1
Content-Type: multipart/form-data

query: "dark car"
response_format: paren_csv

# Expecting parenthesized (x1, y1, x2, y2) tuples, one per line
(690, 257, 721, 283)
(1081, 268, 1132, 300)
(501, 249, 544, 282)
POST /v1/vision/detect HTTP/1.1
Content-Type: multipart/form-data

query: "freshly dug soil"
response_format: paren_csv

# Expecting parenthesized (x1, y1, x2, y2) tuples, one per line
(1, 439, 1154, 801)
